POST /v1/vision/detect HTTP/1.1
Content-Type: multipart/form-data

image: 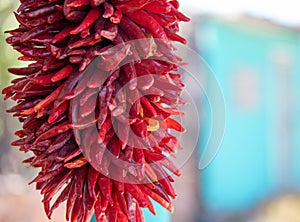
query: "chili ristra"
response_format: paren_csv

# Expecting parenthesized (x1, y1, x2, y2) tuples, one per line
(3, 0, 190, 222)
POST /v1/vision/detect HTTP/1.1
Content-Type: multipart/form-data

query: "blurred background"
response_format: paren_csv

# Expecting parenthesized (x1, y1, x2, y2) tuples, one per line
(1, 0, 300, 222)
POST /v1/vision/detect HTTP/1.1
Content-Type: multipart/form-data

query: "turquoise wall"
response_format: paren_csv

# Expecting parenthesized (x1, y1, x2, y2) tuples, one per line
(197, 17, 300, 212)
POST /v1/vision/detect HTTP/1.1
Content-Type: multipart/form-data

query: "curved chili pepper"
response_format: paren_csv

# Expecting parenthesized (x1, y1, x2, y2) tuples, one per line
(71, 7, 103, 35)
(126, 9, 167, 40)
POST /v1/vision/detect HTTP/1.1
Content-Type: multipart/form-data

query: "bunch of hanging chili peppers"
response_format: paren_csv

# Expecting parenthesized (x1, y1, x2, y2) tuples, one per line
(3, 0, 190, 221)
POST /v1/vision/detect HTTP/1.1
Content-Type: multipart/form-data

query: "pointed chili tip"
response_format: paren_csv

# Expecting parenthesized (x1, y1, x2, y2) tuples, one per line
(10, 141, 19, 146)
(33, 104, 42, 112)
(46, 210, 53, 220)
(28, 178, 37, 185)
(48, 113, 58, 124)
(148, 205, 156, 216)
(167, 204, 175, 213)
(21, 108, 35, 115)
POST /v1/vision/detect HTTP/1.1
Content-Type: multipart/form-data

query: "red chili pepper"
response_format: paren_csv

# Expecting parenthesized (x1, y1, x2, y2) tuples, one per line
(94, 17, 105, 38)
(103, 2, 114, 18)
(64, 149, 82, 163)
(86, 70, 107, 89)
(50, 178, 73, 213)
(52, 25, 76, 43)
(66, 10, 88, 23)
(124, 191, 136, 222)
(42, 58, 67, 72)
(110, 9, 122, 24)
(71, 197, 82, 222)
(51, 65, 73, 82)
(116, 191, 129, 216)
(14, 12, 30, 28)
(138, 184, 173, 212)
(133, 147, 145, 165)
(135, 202, 145, 222)
(125, 183, 155, 215)
(140, 97, 157, 117)
(87, 166, 99, 200)
(151, 13, 177, 27)
(170, 6, 190, 22)
(95, 194, 104, 221)
(68, 34, 102, 50)
(143, 164, 158, 182)
(33, 84, 64, 112)
(30, 35, 53, 44)
(106, 204, 117, 221)
(114, 0, 151, 13)
(99, 155, 111, 176)
(154, 102, 184, 116)
(65, 156, 88, 169)
(30, 164, 64, 184)
(47, 11, 64, 24)
(132, 120, 149, 138)
(69, 55, 83, 63)
(80, 28, 91, 38)
(65, 0, 90, 8)
(6, 36, 21, 45)
(36, 122, 53, 137)
(165, 29, 187, 44)
(42, 169, 74, 202)
(98, 176, 113, 205)
(74, 165, 87, 198)
(126, 9, 167, 40)
(93, 45, 130, 71)
(165, 118, 185, 132)
(44, 200, 51, 219)
(144, 1, 171, 14)
(21, 47, 51, 58)
(26, 4, 57, 18)
(56, 70, 81, 101)
(7, 99, 41, 113)
(160, 157, 181, 176)
(91, 0, 105, 7)
(79, 94, 96, 118)
(148, 183, 171, 202)
(117, 121, 129, 149)
(108, 136, 121, 158)
(83, 179, 94, 211)
(158, 177, 176, 199)
(21, 23, 52, 42)
(67, 48, 87, 57)
(119, 16, 150, 56)
(28, 74, 53, 85)
(15, 130, 26, 138)
(47, 131, 72, 154)
(98, 116, 112, 143)
(18, 0, 51, 12)
(34, 121, 71, 144)
(100, 22, 118, 40)
(71, 7, 103, 35)
(66, 180, 77, 221)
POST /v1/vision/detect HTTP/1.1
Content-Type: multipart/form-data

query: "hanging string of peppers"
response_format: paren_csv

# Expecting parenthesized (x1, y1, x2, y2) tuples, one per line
(3, 0, 190, 221)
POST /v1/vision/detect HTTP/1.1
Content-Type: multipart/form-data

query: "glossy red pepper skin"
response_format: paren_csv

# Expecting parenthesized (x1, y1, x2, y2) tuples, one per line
(71, 8, 103, 35)
(126, 9, 168, 40)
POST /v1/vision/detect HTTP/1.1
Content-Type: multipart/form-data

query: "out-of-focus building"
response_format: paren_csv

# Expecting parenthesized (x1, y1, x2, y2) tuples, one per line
(196, 15, 300, 221)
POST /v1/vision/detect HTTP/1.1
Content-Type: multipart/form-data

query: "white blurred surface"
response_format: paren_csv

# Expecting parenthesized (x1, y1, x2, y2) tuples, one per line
(180, 0, 300, 26)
